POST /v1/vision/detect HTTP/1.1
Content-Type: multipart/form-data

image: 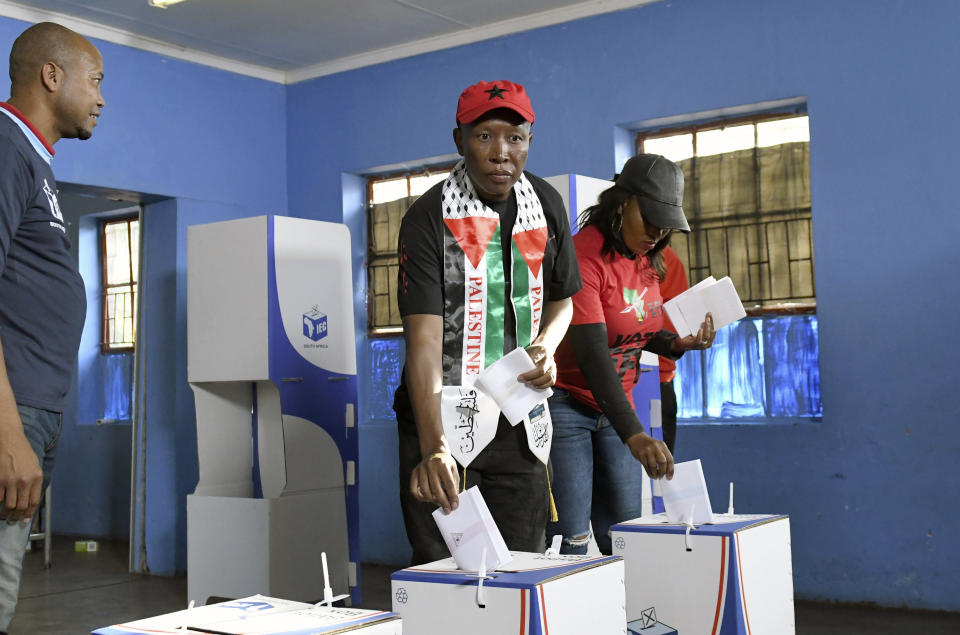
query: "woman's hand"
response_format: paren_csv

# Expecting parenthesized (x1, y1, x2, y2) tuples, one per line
(626, 432, 674, 479)
(672, 312, 716, 353)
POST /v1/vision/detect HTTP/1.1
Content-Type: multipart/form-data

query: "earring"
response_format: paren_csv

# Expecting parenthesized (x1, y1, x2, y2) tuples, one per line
(612, 213, 623, 234)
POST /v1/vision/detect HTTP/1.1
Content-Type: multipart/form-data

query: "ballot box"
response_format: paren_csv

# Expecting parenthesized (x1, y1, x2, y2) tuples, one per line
(92, 595, 401, 635)
(611, 514, 795, 635)
(391, 552, 625, 634)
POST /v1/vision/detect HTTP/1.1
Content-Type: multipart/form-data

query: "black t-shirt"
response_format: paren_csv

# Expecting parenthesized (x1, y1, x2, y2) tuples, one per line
(393, 171, 581, 424)
(0, 105, 86, 412)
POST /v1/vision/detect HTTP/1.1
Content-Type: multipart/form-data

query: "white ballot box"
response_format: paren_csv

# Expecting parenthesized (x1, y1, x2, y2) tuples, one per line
(92, 595, 401, 634)
(611, 514, 795, 635)
(391, 552, 625, 634)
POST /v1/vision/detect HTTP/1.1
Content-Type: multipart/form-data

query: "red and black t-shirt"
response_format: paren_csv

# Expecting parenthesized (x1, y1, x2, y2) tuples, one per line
(554, 224, 665, 411)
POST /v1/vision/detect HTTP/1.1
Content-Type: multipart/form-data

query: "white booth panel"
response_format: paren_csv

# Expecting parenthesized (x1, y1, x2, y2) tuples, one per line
(187, 490, 349, 605)
(188, 216, 270, 382)
(544, 173, 614, 230)
(191, 382, 255, 498)
(273, 217, 357, 375)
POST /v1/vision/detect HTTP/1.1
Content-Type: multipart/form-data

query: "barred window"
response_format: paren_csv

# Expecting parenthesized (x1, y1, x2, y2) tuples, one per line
(101, 216, 139, 352)
(639, 111, 822, 419)
(367, 166, 453, 335)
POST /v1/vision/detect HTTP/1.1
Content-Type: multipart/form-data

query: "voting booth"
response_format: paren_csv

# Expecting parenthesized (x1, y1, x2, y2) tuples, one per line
(612, 514, 795, 635)
(92, 595, 401, 634)
(543, 173, 613, 232)
(634, 349, 666, 516)
(187, 216, 359, 605)
(391, 553, 625, 635)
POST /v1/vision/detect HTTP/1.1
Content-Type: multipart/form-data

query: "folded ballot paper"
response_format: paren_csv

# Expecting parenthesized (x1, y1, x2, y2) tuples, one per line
(93, 595, 401, 634)
(474, 347, 552, 425)
(663, 276, 746, 338)
(432, 485, 511, 571)
(660, 459, 715, 525)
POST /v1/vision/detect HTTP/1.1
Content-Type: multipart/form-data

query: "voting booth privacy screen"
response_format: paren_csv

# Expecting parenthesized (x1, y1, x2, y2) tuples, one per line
(187, 216, 359, 604)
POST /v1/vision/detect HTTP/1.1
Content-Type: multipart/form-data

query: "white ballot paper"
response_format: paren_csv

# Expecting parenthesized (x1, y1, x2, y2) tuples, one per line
(432, 486, 511, 571)
(663, 275, 746, 337)
(660, 459, 714, 525)
(474, 347, 552, 425)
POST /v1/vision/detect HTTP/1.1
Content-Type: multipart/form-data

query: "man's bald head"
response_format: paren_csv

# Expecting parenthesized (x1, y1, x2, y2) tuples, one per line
(7, 22, 104, 143)
(9, 22, 91, 90)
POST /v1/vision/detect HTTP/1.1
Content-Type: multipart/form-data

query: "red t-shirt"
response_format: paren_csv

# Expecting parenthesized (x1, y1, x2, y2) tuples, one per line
(555, 225, 665, 411)
(658, 246, 689, 383)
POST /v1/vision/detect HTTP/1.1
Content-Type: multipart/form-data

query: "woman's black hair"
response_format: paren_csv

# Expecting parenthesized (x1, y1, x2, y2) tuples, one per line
(579, 184, 671, 281)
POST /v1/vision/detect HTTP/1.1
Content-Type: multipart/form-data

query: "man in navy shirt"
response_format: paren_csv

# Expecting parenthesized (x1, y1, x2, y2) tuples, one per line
(0, 22, 104, 630)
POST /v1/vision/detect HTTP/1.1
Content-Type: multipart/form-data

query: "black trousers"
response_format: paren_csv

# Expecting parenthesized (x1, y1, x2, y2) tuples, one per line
(397, 416, 548, 566)
(660, 379, 678, 454)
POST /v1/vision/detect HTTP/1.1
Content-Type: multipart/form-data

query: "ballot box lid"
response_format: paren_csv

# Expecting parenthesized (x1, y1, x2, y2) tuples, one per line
(611, 513, 787, 537)
(92, 596, 400, 635)
(392, 551, 621, 588)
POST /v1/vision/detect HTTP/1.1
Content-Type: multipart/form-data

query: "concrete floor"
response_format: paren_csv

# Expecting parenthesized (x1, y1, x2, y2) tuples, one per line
(10, 537, 960, 634)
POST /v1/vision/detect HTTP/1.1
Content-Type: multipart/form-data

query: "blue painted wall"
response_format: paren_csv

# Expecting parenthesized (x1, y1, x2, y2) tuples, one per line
(286, 0, 960, 610)
(0, 16, 288, 574)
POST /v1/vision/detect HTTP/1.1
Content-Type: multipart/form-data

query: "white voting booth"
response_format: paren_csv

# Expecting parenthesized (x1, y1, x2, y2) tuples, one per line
(543, 173, 612, 231)
(187, 216, 359, 605)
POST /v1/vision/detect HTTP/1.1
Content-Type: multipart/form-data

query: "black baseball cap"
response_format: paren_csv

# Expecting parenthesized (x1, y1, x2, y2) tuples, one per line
(615, 154, 690, 233)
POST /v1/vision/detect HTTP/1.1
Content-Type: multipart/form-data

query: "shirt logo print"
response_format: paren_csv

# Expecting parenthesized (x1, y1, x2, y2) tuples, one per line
(621, 287, 648, 323)
(42, 179, 64, 223)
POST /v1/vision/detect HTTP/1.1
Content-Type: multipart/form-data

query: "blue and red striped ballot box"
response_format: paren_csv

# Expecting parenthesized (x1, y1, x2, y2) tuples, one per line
(612, 514, 795, 635)
(92, 596, 401, 635)
(391, 552, 625, 634)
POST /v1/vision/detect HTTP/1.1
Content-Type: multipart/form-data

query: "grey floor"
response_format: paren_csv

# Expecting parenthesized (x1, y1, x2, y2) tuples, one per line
(11, 537, 960, 634)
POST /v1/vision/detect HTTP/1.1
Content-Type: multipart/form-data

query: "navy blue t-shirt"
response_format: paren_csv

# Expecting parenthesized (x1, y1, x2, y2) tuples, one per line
(0, 103, 86, 412)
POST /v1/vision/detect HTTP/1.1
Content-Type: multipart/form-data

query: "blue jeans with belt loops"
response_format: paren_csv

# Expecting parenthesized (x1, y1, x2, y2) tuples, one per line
(546, 388, 646, 555)
(0, 405, 61, 634)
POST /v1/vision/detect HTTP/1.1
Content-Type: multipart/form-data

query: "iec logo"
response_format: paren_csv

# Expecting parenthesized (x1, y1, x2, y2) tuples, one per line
(303, 306, 328, 341)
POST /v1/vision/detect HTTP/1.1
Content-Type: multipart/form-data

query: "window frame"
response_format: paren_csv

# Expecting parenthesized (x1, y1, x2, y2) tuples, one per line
(636, 109, 821, 423)
(366, 162, 456, 337)
(635, 110, 806, 157)
(637, 109, 814, 315)
(100, 215, 139, 354)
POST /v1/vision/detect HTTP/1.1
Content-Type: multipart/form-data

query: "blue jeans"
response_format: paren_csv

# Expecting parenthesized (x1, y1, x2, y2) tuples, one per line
(0, 405, 61, 633)
(546, 389, 645, 555)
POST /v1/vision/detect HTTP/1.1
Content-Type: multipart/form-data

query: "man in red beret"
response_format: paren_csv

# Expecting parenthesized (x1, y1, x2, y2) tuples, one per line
(393, 80, 582, 564)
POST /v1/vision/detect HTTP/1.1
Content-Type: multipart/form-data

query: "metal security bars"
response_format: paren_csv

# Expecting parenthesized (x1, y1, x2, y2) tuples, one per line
(639, 114, 814, 313)
(366, 165, 454, 334)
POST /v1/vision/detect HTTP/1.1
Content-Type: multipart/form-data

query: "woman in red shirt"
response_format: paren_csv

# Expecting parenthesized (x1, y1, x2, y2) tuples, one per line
(548, 154, 715, 554)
